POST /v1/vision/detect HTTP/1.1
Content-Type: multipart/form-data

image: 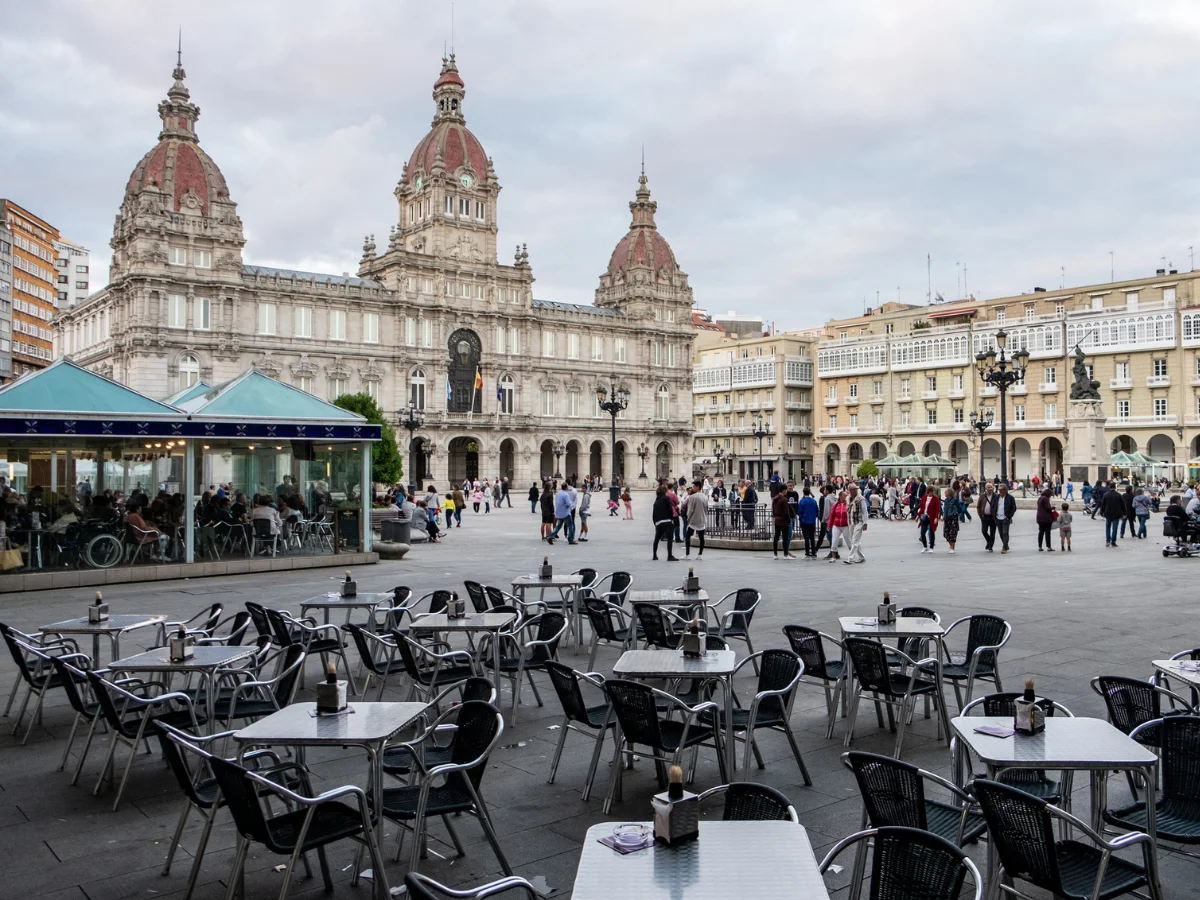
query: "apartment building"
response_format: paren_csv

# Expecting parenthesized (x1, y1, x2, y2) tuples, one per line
(815, 269, 1200, 480)
(1, 200, 59, 374)
(53, 237, 90, 309)
(692, 330, 816, 481)
(0, 223, 13, 380)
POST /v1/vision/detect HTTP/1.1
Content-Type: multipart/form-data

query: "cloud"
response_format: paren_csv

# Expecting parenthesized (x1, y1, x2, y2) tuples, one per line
(3, 0, 1200, 327)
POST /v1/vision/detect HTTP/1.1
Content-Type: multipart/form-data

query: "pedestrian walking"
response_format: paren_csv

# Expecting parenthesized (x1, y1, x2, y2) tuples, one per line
(771, 487, 793, 559)
(501, 477, 512, 507)
(994, 484, 1015, 552)
(539, 482, 555, 540)
(818, 485, 835, 548)
(798, 486, 819, 558)
(1059, 503, 1073, 551)
(1101, 482, 1125, 547)
(528, 482, 540, 514)
(845, 482, 868, 563)
(452, 485, 465, 527)
(1036, 488, 1055, 551)
(917, 487, 941, 552)
(651, 485, 679, 561)
(622, 487, 633, 519)
(1065, 479, 1074, 501)
(1133, 488, 1151, 539)
(826, 490, 849, 561)
(443, 492, 456, 529)
(578, 485, 591, 541)
(472, 485, 483, 513)
(941, 487, 960, 553)
(667, 483, 682, 543)
(683, 482, 708, 558)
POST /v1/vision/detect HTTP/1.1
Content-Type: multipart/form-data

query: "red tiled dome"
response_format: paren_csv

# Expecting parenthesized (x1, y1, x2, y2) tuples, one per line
(404, 122, 488, 184)
(608, 229, 677, 277)
(125, 138, 229, 215)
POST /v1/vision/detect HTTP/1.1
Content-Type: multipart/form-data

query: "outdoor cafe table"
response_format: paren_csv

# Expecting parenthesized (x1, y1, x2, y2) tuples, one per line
(572, 820, 830, 900)
(409, 611, 518, 697)
(837, 615, 946, 716)
(108, 644, 255, 731)
(300, 592, 393, 630)
(627, 589, 710, 613)
(233, 700, 429, 862)
(511, 572, 584, 649)
(951, 715, 1161, 897)
(613, 648, 739, 780)
(40, 613, 168, 666)
(1153, 658, 1200, 704)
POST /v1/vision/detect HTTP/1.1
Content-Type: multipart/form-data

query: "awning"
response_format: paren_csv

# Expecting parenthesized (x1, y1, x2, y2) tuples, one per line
(929, 308, 976, 319)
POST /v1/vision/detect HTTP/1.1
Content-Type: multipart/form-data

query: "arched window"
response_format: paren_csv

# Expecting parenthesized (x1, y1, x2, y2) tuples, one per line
(498, 374, 514, 414)
(178, 354, 200, 389)
(410, 367, 426, 410)
(656, 384, 670, 420)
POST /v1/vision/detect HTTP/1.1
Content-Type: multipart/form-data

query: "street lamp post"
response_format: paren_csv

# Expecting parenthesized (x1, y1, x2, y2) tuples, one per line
(751, 413, 769, 490)
(596, 377, 630, 504)
(424, 442, 436, 488)
(714, 445, 724, 477)
(968, 407, 995, 484)
(398, 403, 425, 500)
(975, 330, 1029, 485)
(552, 439, 565, 481)
(637, 442, 649, 479)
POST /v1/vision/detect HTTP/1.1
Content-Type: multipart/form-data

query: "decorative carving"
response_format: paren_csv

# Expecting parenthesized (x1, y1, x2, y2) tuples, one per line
(1069, 345, 1101, 400)
(448, 235, 483, 262)
(257, 356, 283, 378)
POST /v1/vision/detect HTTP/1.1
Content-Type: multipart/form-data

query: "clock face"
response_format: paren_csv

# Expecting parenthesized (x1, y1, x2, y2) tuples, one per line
(460, 173, 473, 188)
(415, 176, 423, 190)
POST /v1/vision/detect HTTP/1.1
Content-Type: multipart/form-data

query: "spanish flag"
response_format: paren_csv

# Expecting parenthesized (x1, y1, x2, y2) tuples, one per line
(474, 367, 483, 391)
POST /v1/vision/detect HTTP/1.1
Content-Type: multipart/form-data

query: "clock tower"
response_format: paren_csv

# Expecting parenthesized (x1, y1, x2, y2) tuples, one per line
(390, 55, 499, 264)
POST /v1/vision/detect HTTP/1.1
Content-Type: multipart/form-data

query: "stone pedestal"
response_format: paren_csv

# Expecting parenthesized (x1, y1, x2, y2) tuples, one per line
(1065, 400, 1108, 484)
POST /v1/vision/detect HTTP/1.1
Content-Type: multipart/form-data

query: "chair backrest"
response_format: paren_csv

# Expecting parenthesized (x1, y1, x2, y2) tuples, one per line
(845, 751, 928, 830)
(732, 588, 760, 621)
(782, 625, 831, 680)
(448, 701, 503, 788)
(604, 678, 664, 748)
(207, 754, 278, 849)
(49, 656, 92, 716)
(632, 603, 675, 650)
(705, 634, 729, 651)
(244, 602, 272, 639)
(704, 782, 795, 821)
(264, 608, 297, 648)
(868, 827, 972, 900)
(844, 637, 894, 694)
(584, 598, 622, 642)
(896, 606, 937, 658)
(576, 567, 597, 589)
(1, 624, 40, 686)
(154, 722, 209, 807)
(973, 692, 1059, 719)
(527, 612, 566, 662)
(392, 586, 412, 606)
(85, 670, 137, 734)
(460, 676, 496, 705)
(545, 661, 595, 725)
(463, 581, 489, 614)
(426, 589, 451, 615)
(252, 518, 273, 538)
(198, 603, 224, 635)
(609, 571, 633, 601)
(391, 631, 424, 679)
(1094, 675, 1163, 736)
(272, 644, 307, 707)
(964, 615, 1008, 670)
(756, 649, 802, 712)
(1159, 715, 1200, 803)
(971, 780, 1062, 894)
(224, 611, 252, 645)
(345, 624, 384, 675)
(484, 585, 509, 610)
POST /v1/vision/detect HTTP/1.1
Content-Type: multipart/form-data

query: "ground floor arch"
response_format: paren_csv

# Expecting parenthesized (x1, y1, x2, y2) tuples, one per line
(499, 438, 516, 484)
(1010, 437, 1031, 480)
(565, 439, 581, 482)
(447, 435, 481, 484)
(897, 440, 916, 457)
(1039, 437, 1063, 478)
(1110, 434, 1136, 454)
(1147, 433, 1175, 463)
(982, 438, 1002, 480)
(655, 441, 671, 480)
(922, 440, 942, 458)
(949, 439, 969, 472)
(869, 441, 887, 461)
(614, 440, 627, 482)
(589, 440, 603, 479)
(825, 443, 841, 477)
(412, 436, 431, 487)
(539, 439, 555, 481)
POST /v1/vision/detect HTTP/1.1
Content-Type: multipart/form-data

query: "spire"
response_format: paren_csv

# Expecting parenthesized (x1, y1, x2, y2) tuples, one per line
(630, 167, 656, 227)
(158, 45, 200, 141)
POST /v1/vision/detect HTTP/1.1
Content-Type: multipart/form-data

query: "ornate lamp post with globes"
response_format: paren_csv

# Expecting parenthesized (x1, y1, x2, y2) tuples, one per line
(974, 330, 1029, 485)
(398, 403, 425, 500)
(968, 407, 994, 484)
(596, 377, 630, 504)
(552, 439, 565, 481)
(714, 445, 724, 477)
(637, 442, 649, 479)
(751, 413, 769, 490)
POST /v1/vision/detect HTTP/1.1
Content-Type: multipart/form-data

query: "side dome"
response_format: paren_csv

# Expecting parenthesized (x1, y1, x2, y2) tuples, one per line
(123, 59, 230, 214)
(606, 173, 679, 279)
(403, 55, 488, 185)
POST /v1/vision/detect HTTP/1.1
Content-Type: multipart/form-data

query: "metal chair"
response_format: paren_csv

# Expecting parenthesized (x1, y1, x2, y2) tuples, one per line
(5, 632, 90, 743)
(583, 597, 635, 669)
(485, 585, 545, 619)
(345, 624, 408, 699)
(601, 678, 728, 814)
(544, 661, 613, 799)
(390, 629, 478, 702)
(973, 778, 1163, 900)
(697, 782, 799, 822)
(479, 612, 567, 723)
(381, 678, 497, 780)
(1154, 647, 1200, 707)
(404, 873, 538, 900)
(376, 701, 511, 877)
(632, 601, 690, 651)
(888, 605, 940, 668)
(782, 624, 846, 739)
(709, 588, 762, 672)
(819, 827, 982, 900)
(1092, 674, 1194, 799)
(463, 581, 490, 614)
(196, 611, 252, 647)
(265, 607, 351, 687)
(208, 644, 306, 728)
(159, 603, 224, 644)
(251, 517, 279, 557)
(842, 636, 949, 757)
(1, 621, 78, 718)
(925, 613, 1011, 710)
(590, 570, 633, 606)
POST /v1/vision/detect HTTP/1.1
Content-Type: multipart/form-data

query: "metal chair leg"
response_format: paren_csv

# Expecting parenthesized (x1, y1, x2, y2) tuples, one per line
(548, 716, 570, 784)
(583, 726, 608, 801)
(183, 805, 218, 899)
(162, 800, 191, 875)
(466, 780, 513, 875)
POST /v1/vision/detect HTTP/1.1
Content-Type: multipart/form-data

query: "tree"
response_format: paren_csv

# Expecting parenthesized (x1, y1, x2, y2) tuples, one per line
(333, 393, 403, 484)
(856, 459, 879, 479)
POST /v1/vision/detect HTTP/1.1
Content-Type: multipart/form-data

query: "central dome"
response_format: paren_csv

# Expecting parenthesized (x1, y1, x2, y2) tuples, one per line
(403, 56, 488, 185)
(606, 173, 678, 279)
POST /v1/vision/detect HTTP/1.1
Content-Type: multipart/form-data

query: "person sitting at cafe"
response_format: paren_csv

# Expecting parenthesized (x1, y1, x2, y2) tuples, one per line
(249, 494, 282, 535)
(125, 502, 169, 560)
(46, 500, 80, 534)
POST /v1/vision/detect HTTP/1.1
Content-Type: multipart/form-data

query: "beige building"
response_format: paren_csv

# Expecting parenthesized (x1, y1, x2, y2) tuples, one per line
(54, 54, 697, 488)
(815, 269, 1200, 480)
(691, 330, 816, 482)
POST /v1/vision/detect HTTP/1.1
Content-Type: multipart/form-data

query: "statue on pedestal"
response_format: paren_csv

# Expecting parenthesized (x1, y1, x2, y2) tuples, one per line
(1069, 345, 1101, 401)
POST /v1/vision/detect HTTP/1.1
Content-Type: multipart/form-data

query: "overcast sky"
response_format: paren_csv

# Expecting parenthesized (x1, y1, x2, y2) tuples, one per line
(3, 1, 1200, 329)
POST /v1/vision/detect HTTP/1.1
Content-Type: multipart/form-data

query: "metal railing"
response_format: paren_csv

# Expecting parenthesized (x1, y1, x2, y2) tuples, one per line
(706, 503, 771, 540)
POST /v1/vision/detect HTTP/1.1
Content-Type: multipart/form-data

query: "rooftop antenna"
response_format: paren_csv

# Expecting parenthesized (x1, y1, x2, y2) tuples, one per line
(963, 264, 968, 299)
(1109, 251, 1114, 282)
(1190, 245, 1194, 272)
(926, 252, 931, 304)
(640, 144, 645, 177)
(451, 2, 455, 55)
(177, 28, 182, 66)
(1061, 265, 1065, 289)
(956, 261, 961, 299)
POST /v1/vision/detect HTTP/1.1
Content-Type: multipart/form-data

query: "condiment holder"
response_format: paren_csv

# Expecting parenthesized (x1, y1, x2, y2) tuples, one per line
(315, 663, 348, 713)
(168, 626, 194, 663)
(683, 567, 700, 593)
(1014, 677, 1045, 735)
(341, 570, 357, 598)
(539, 556, 553, 579)
(680, 614, 706, 659)
(87, 591, 110, 623)
(876, 591, 896, 625)
(652, 765, 699, 846)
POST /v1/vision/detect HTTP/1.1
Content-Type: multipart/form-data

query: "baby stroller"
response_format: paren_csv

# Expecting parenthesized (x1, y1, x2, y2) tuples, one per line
(1162, 515, 1200, 558)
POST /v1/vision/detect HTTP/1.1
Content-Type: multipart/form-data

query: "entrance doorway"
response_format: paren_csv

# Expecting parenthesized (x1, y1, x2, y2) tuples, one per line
(448, 436, 480, 483)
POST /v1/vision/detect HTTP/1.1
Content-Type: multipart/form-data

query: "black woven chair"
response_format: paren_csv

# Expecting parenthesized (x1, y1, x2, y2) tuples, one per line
(572, 567, 599, 600)
(244, 601, 275, 642)
(632, 602, 691, 650)
(390, 629, 477, 702)
(710, 588, 762, 672)
(601, 678, 727, 814)
(404, 873, 538, 900)
(583, 597, 635, 669)
(345, 624, 408, 700)
(208, 644, 306, 728)
(544, 661, 613, 799)
(819, 826, 982, 900)
(480, 612, 567, 723)
(843, 636, 948, 757)
(697, 782, 798, 822)
(888, 606, 940, 668)
(924, 613, 1011, 711)
(591, 570, 633, 606)
(463, 581, 490, 614)
(701, 648, 811, 783)
(1105, 716, 1200, 857)
(1092, 674, 1194, 799)
(5, 634, 90, 743)
(377, 701, 511, 876)
(973, 778, 1163, 900)
(374, 586, 415, 631)
(195, 610, 252, 647)
(783, 624, 846, 739)
(265, 607, 351, 688)
(381, 678, 496, 780)
(1154, 647, 1200, 708)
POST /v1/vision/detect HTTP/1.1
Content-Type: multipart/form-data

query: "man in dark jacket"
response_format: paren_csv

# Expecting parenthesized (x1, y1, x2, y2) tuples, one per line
(1100, 484, 1126, 547)
(1120, 485, 1137, 539)
(1091, 480, 1107, 519)
(771, 489, 793, 559)
(994, 484, 1017, 553)
(742, 481, 758, 530)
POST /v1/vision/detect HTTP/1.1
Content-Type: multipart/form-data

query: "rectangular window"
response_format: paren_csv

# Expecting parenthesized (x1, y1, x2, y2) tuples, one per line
(329, 309, 346, 341)
(1126, 291, 1139, 310)
(615, 338, 627, 363)
(74, 280, 88, 290)
(1091, 296, 1103, 311)
(828, 414, 837, 430)
(194, 297, 210, 330)
(495, 326, 506, 355)
(508, 327, 519, 355)
(1117, 399, 1130, 419)
(499, 380, 514, 414)
(459, 198, 470, 217)
(927, 376, 936, 392)
(1044, 367, 1056, 383)
(169, 247, 187, 266)
(76, 264, 88, 274)
(1153, 358, 1168, 377)
(542, 332, 555, 357)
(926, 408, 937, 425)
(541, 390, 555, 416)
(995, 307, 1006, 323)
(1024, 304, 1035, 322)
(1045, 403, 1056, 422)
(567, 392, 580, 417)
(194, 250, 212, 268)
(874, 412, 883, 429)
(444, 196, 453, 214)
(1116, 361, 1129, 380)
(827, 384, 837, 400)
(567, 333, 579, 359)
(421, 319, 433, 347)
(362, 312, 379, 343)
(591, 336, 603, 361)
(445, 281, 453, 296)
(1155, 398, 1168, 417)
(294, 306, 313, 338)
(167, 294, 186, 329)
(849, 413, 858, 430)
(1014, 404, 1025, 422)
(475, 201, 485, 221)
(849, 383, 857, 398)
(1164, 286, 1177, 304)
(666, 343, 676, 367)
(364, 380, 379, 400)
(258, 302, 276, 335)
(328, 377, 347, 400)
(873, 380, 882, 396)
(953, 408, 964, 424)
(405, 317, 416, 347)
(952, 373, 963, 391)
(1055, 302, 1065, 316)
(423, 278, 433, 293)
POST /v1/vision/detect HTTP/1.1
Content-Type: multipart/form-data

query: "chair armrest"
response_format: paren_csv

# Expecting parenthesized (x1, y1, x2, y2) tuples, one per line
(720, 608, 753, 630)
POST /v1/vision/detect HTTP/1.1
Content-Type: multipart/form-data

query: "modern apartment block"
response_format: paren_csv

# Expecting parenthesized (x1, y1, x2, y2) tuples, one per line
(53, 237, 90, 308)
(815, 268, 1200, 480)
(692, 329, 816, 482)
(1, 200, 59, 374)
(0, 222, 13, 380)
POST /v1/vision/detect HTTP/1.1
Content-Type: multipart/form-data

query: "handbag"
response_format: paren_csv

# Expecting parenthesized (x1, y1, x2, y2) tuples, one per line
(1051, 509, 1059, 521)
(0, 548, 23, 571)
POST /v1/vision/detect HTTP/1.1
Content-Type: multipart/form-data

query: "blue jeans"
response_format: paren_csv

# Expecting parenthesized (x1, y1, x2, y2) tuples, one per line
(1137, 514, 1148, 539)
(1105, 518, 1120, 544)
(550, 515, 575, 542)
(919, 518, 935, 548)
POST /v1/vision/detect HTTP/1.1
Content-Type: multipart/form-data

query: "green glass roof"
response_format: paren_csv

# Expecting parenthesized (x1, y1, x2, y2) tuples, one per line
(0, 358, 180, 415)
(181, 369, 363, 421)
(162, 381, 211, 407)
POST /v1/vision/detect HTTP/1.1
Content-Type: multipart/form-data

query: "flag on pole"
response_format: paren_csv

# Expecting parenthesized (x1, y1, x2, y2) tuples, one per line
(446, 375, 452, 401)
(473, 367, 483, 391)
(496, 381, 503, 402)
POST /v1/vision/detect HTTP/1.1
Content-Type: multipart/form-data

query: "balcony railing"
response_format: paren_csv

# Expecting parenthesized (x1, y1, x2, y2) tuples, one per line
(870, 394, 885, 404)
(1010, 384, 1028, 396)
(845, 397, 859, 406)
(947, 388, 965, 399)
(1038, 383, 1060, 393)
(1113, 414, 1178, 427)
(823, 397, 839, 407)
(921, 390, 938, 400)
(1110, 378, 1133, 389)
(1147, 375, 1171, 387)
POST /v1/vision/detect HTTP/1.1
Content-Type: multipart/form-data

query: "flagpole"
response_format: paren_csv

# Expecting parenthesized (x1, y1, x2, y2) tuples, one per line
(470, 366, 479, 418)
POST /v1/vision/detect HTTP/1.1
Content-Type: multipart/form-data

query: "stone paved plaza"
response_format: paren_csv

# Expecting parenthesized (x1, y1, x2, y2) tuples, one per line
(1, 495, 1197, 899)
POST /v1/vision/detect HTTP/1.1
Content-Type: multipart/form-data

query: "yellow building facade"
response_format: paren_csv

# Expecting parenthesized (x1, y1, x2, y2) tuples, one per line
(815, 270, 1200, 480)
(2, 200, 58, 374)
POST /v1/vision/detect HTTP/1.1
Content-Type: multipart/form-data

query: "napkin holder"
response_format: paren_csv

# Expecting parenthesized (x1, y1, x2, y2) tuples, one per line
(315, 679, 348, 713)
(680, 629, 706, 659)
(446, 593, 466, 619)
(168, 634, 194, 663)
(652, 789, 699, 846)
(875, 601, 896, 625)
(683, 572, 700, 593)
(341, 577, 357, 598)
(539, 562, 553, 580)
(87, 601, 110, 623)
(1014, 697, 1045, 735)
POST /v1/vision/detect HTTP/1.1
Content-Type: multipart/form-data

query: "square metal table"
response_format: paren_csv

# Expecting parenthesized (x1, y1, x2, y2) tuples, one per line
(233, 699, 429, 877)
(837, 615, 946, 719)
(410, 611, 518, 698)
(1153, 658, 1200, 688)
(40, 613, 168, 666)
(511, 572, 584, 649)
(573, 820, 829, 900)
(951, 715, 1161, 897)
(300, 592, 392, 629)
(613, 649, 739, 779)
(109, 645, 255, 727)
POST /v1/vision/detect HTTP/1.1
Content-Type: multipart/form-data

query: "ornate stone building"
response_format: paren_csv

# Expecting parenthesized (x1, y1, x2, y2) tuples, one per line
(55, 54, 696, 487)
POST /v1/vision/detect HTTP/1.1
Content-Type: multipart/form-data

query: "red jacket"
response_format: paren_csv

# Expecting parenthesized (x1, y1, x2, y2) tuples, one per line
(918, 493, 941, 529)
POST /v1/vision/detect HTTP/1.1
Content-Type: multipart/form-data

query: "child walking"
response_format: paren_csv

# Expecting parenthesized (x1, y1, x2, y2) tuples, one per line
(1058, 503, 1072, 552)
